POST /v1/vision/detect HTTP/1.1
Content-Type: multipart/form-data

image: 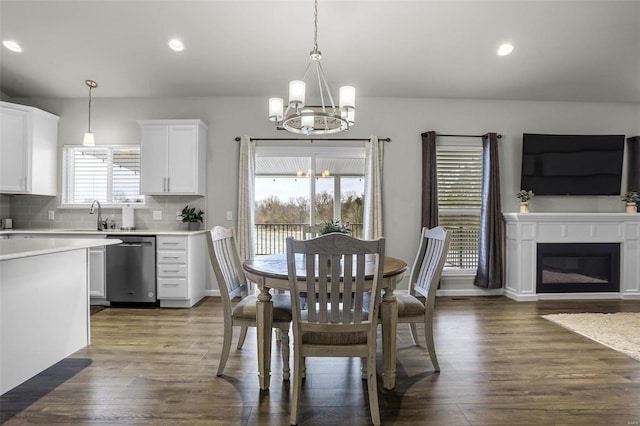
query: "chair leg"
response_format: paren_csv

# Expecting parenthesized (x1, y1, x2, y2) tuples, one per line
(291, 350, 303, 425)
(409, 322, 420, 346)
(360, 357, 367, 379)
(217, 321, 233, 376)
(280, 326, 290, 381)
(424, 314, 440, 372)
(366, 350, 381, 425)
(236, 325, 248, 349)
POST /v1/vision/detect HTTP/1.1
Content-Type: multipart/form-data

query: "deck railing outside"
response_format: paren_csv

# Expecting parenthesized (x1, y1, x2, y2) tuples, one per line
(254, 223, 477, 269)
(255, 223, 363, 255)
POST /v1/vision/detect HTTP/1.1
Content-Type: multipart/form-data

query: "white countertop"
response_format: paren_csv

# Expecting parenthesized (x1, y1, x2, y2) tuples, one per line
(0, 238, 122, 261)
(0, 228, 207, 236)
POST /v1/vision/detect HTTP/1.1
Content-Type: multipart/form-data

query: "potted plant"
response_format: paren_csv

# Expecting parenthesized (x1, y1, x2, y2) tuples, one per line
(180, 205, 204, 230)
(318, 219, 351, 235)
(516, 190, 535, 213)
(621, 191, 639, 213)
(317, 219, 351, 270)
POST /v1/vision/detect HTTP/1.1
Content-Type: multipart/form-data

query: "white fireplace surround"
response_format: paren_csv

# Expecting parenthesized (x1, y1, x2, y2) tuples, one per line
(503, 213, 640, 301)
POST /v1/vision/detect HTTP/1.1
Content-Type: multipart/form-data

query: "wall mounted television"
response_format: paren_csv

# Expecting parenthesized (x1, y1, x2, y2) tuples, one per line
(520, 133, 625, 195)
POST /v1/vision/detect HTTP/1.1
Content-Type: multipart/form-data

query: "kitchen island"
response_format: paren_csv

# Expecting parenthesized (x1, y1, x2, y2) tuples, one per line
(0, 238, 121, 395)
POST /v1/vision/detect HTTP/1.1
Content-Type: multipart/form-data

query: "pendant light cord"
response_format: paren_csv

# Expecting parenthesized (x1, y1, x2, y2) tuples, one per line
(87, 85, 92, 133)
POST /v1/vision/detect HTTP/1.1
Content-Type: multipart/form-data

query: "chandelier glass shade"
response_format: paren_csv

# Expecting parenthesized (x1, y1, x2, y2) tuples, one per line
(268, 0, 355, 135)
(83, 80, 98, 146)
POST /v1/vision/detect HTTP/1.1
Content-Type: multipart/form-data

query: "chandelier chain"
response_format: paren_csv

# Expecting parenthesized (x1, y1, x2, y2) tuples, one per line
(313, 0, 318, 52)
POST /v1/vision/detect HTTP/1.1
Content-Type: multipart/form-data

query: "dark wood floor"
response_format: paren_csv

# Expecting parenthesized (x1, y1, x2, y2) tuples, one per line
(2, 296, 640, 425)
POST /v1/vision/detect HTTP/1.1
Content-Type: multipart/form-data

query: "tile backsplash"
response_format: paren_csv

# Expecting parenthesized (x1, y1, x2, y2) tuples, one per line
(1, 194, 207, 231)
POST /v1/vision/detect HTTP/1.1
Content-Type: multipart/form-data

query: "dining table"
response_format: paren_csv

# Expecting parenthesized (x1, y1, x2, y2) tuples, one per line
(243, 253, 408, 391)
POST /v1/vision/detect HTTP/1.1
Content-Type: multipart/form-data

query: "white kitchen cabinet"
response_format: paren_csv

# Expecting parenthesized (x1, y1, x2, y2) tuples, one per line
(0, 101, 58, 195)
(156, 233, 207, 308)
(138, 120, 207, 196)
(89, 246, 106, 298)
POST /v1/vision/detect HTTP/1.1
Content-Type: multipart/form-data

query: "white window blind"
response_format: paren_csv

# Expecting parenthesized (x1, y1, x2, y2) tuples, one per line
(63, 146, 144, 206)
(436, 146, 483, 270)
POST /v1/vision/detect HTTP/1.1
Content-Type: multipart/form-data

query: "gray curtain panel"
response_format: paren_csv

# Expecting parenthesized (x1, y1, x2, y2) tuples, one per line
(421, 131, 439, 229)
(627, 136, 640, 194)
(474, 133, 504, 289)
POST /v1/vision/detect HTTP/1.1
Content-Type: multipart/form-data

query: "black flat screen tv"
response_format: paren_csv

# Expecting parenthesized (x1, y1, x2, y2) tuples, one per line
(520, 133, 625, 195)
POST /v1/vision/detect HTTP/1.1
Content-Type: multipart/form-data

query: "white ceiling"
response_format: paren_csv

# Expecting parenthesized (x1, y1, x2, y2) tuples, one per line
(1, 0, 639, 103)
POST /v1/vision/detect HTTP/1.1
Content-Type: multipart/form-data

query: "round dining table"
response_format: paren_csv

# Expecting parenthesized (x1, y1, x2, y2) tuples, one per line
(243, 253, 407, 391)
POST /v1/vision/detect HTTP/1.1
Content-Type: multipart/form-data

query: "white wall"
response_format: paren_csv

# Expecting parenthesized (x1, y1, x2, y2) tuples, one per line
(12, 95, 640, 292)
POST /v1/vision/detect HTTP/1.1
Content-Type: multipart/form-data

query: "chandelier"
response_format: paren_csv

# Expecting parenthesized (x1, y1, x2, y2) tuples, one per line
(268, 0, 355, 135)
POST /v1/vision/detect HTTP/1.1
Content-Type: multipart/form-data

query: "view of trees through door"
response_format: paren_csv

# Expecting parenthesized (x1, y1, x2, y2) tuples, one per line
(254, 154, 365, 254)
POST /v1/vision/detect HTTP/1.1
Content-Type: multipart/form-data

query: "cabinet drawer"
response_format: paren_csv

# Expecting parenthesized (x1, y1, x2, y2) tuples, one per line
(157, 237, 187, 250)
(158, 264, 187, 278)
(157, 251, 187, 264)
(157, 278, 188, 298)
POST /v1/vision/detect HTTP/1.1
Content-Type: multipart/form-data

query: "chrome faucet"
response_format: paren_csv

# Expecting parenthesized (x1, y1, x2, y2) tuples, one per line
(89, 200, 103, 231)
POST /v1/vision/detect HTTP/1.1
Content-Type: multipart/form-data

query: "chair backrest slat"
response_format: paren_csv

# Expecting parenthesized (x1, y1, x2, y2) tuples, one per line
(410, 226, 451, 301)
(286, 233, 385, 328)
(207, 226, 248, 304)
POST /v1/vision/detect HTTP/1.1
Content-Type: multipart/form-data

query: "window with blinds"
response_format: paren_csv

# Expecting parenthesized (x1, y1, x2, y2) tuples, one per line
(62, 146, 144, 206)
(436, 146, 483, 270)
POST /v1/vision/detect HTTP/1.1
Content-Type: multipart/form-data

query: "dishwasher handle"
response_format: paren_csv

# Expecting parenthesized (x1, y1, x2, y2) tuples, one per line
(118, 241, 154, 247)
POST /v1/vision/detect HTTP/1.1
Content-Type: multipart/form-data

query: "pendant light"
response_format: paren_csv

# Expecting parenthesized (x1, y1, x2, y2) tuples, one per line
(83, 80, 98, 146)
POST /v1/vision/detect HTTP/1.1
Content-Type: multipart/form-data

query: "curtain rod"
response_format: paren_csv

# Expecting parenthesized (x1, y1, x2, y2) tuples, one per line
(430, 133, 502, 139)
(234, 137, 391, 142)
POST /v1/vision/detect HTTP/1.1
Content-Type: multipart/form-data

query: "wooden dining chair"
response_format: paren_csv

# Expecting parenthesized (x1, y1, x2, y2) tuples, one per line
(396, 226, 451, 372)
(206, 226, 291, 379)
(285, 233, 385, 426)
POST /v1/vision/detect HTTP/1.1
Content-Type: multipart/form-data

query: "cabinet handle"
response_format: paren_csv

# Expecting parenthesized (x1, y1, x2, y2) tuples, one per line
(167, 177, 170, 192)
(162, 242, 180, 245)
(162, 283, 180, 286)
(162, 270, 180, 273)
(162, 256, 180, 259)
(163, 177, 167, 192)
(24, 176, 27, 191)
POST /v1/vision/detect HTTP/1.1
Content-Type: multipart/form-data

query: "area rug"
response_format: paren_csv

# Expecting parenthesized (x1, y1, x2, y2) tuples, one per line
(542, 312, 640, 361)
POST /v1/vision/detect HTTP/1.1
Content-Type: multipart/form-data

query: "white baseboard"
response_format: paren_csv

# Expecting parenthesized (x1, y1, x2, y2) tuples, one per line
(436, 288, 504, 297)
(537, 292, 623, 301)
(503, 289, 539, 301)
(203, 289, 639, 301)
(503, 290, 640, 302)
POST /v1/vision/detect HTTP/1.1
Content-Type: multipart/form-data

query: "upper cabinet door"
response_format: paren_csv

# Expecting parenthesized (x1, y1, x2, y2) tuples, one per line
(0, 107, 29, 193)
(167, 125, 198, 194)
(0, 102, 58, 196)
(138, 119, 207, 196)
(140, 125, 170, 194)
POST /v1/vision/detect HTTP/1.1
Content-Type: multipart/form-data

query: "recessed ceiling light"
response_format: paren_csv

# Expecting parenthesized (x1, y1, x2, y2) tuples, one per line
(3, 40, 23, 53)
(168, 39, 184, 52)
(497, 43, 514, 56)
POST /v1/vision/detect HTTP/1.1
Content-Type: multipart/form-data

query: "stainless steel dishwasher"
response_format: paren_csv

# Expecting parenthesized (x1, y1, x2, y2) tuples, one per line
(106, 235, 157, 306)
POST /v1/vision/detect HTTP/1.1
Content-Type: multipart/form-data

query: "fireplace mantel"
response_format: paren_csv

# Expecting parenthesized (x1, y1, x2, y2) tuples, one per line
(503, 212, 640, 301)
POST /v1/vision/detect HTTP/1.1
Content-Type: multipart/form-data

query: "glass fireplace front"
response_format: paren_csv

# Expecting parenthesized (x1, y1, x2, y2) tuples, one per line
(536, 243, 620, 293)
